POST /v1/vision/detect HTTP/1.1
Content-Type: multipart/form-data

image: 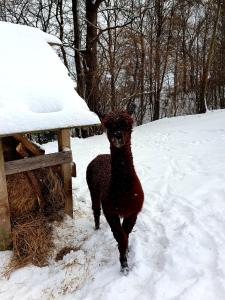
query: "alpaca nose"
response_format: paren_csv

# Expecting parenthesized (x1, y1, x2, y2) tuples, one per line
(114, 131, 122, 139)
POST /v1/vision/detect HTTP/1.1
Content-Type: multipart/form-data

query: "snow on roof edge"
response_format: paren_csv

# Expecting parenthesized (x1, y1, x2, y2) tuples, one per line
(41, 30, 62, 46)
(0, 22, 100, 134)
(0, 21, 62, 45)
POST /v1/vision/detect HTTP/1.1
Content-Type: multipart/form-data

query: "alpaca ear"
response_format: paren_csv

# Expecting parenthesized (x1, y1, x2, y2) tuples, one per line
(120, 112, 134, 130)
(102, 113, 114, 129)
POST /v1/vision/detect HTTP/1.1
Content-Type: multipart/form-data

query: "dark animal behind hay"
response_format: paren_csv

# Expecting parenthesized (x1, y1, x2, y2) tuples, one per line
(2, 137, 20, 161)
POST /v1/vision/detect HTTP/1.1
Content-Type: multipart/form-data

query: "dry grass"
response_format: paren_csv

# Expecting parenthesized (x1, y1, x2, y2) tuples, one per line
(8, 214, 53, 271)
(7, 173, 38, 219)
(6, 167, 66, 272)
(36, 168, 65, 221)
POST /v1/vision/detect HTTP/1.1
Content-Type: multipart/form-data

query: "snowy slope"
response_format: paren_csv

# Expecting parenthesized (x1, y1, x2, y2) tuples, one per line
(0, 110, 225, 300)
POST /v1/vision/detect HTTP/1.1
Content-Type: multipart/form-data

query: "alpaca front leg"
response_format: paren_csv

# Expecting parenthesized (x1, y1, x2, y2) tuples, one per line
(122, 214, 137, 236)
(122, 214, 137, 257)
(105, 214, 129, 275)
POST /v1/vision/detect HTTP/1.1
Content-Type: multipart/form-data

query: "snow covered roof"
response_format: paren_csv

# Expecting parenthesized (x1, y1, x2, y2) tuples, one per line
(0, 22, 100, 136)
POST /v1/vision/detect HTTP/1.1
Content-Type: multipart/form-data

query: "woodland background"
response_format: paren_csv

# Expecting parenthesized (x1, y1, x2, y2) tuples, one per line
(1, 0, 224, 127)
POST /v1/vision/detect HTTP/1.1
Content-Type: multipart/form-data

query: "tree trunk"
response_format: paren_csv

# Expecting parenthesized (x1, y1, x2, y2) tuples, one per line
(199, 0, 222, 113)
(72, 0, 85, 98)
(153, 0, 162, 121)
(84, 0, 103, 114)
(56, 0, 69, 70)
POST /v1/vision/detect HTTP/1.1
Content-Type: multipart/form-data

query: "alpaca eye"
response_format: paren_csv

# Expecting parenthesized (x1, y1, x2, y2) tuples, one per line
(115, 131, 122, 138)
(107, 129, 113, 135)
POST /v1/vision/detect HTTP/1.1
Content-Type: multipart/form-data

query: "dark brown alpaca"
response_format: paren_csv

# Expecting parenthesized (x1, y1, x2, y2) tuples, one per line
(86, 111, 144, 274)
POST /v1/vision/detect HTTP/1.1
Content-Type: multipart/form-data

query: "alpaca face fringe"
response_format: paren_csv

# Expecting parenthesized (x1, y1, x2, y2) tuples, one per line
(102, 111, 133, 148)
(108, 131, 131, 148)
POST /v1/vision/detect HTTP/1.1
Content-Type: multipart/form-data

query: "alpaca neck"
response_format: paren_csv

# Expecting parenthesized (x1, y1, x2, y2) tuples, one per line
(110, 143, 135, 189)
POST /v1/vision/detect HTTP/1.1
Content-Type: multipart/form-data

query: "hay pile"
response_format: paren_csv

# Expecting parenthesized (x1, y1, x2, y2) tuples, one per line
(7, 173, 39, 219)
(4, 138, 66, 271)
(11, 214, 52, 268)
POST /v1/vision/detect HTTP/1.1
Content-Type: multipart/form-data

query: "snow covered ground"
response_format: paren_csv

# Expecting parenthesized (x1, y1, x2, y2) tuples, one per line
(1, 110, 225, 300)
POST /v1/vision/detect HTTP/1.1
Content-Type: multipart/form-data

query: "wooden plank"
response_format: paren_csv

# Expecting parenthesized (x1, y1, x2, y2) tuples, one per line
(5, 151, 72, 175)
(0, 139, 12, 251)
(58, 129, 73, 218)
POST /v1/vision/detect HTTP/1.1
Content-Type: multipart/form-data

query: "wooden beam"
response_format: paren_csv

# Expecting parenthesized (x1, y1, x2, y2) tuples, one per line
(4, 151, 72, 175)
(0, 139, 12, 251)
(58, 129, 73, 218)
(26, 171, 45, 210)
(14, 134, 45, 156)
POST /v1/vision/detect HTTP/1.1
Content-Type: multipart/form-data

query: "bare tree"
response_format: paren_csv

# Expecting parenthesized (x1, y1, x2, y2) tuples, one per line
(1, 0, 225, 124)
(198, 0, 222, 113)
(72, 0, 85, 97)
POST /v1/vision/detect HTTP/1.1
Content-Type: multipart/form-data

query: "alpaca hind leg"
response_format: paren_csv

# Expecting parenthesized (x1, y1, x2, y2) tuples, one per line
(105, 214, 129, 275)
(90, 192, 101, 230)
(93, 206, 101, 230)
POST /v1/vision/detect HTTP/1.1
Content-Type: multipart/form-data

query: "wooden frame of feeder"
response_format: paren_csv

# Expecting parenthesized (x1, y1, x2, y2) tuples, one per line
(0, 124, 99, 251)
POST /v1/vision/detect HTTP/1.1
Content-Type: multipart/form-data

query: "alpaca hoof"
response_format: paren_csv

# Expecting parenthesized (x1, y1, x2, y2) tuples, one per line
(121, 266, 129, 276)
(120, 257, 129, 276)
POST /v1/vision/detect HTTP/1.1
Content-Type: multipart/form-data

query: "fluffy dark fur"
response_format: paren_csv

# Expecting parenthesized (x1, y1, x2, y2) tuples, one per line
(86, 111, 144, 274)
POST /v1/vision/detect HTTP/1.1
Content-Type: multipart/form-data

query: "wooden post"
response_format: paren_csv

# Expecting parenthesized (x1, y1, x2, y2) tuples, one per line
(0, 139, 12, 250)
(57, 129, 73, 218)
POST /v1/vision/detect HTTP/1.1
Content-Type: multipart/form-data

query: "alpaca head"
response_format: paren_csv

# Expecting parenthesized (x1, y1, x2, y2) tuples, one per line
(102, 111, 133, 148)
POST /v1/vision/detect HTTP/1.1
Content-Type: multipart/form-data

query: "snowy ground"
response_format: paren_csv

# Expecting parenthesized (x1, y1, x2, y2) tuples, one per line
(1, 110, 225, 300)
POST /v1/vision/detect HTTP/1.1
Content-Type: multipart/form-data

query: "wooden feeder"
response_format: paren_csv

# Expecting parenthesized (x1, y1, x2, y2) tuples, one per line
(0, 22, 100, 251)
(0, 126, 101, 251)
